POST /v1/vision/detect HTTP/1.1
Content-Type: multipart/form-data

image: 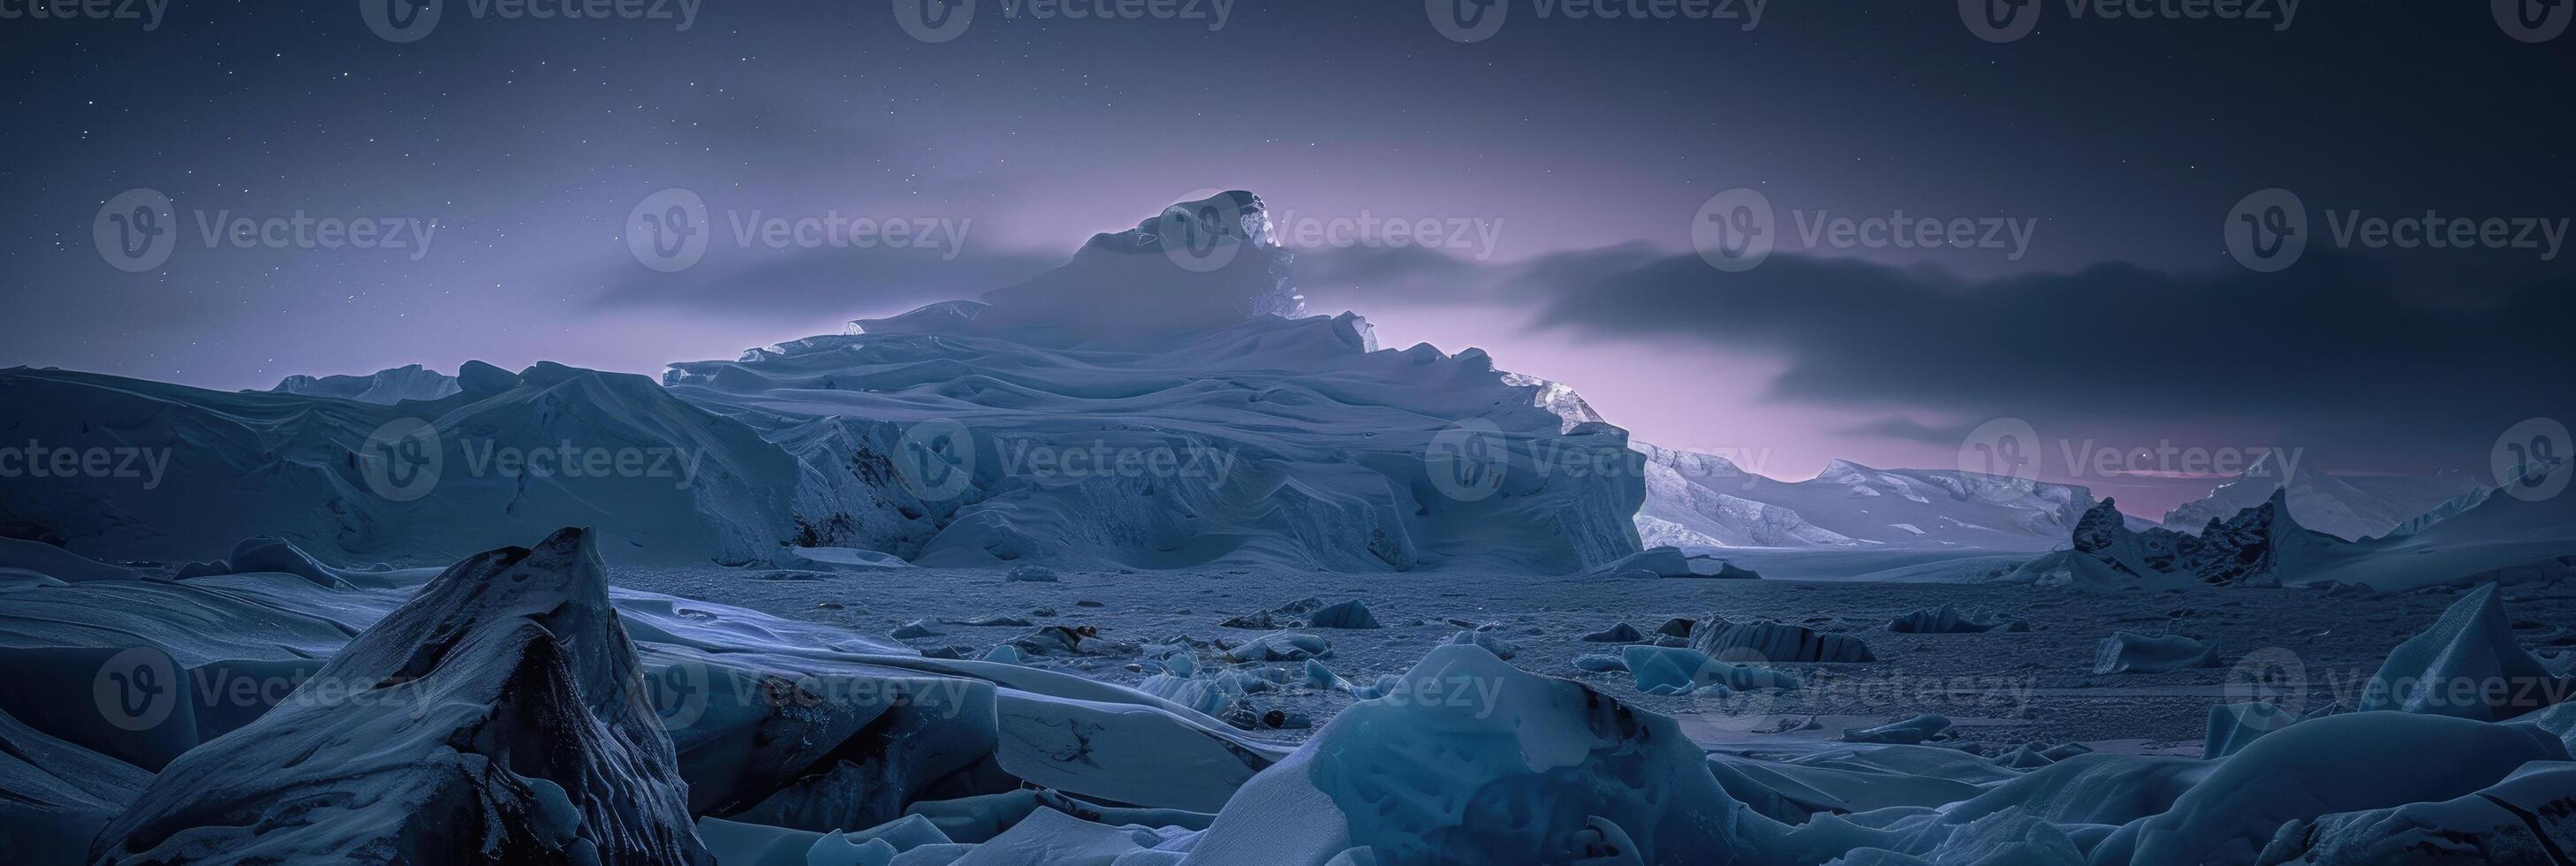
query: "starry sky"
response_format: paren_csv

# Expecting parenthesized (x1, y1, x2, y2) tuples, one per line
(4, 0, 2571, 515)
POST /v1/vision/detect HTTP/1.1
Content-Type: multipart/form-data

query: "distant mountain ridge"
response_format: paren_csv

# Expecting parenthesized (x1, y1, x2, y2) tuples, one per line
(2162, 451, 2481, 542)
(1630, 444, 2130, 552)
(263, 363, 461, 404)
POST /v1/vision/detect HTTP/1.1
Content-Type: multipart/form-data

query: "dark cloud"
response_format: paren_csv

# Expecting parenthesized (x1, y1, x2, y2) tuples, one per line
(1326, 246, 2576, 468)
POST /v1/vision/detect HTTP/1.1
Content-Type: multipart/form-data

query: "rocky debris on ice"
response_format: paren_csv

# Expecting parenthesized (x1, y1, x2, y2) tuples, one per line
(2360, 582, 2571, 721)
(1221, 632, 1330, 663)
(1572, 545, 1760, 580)
(2091, 631, 2224, 674)
(2037, 491, 2343, 588)
(1691, 617, 1875, 664)
(1574, 653, 1629, 672)
(1582, 622, 1646, 643)
(1004, 625, 1096, 656)
(1622, 644, 1799, 695)
(1450, 628, 1519, 660)
(1306, 598, 1381, 629)
(1886, 604, 2026, 634)
(1004, 565, 1060, 583)
(94, 528, 713, 864)
(943, 614, 1035, 627)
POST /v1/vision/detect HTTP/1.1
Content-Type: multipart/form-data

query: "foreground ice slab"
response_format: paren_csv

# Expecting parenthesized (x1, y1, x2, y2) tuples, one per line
(2094, 711, 2569, 866)
(2360, 582, 2569, 721)
(95, 528, 712, 863)
(1185, 643, 1788, 864)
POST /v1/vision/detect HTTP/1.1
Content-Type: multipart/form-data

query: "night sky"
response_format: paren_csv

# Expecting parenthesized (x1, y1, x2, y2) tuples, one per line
(4, 0, 2570, 514)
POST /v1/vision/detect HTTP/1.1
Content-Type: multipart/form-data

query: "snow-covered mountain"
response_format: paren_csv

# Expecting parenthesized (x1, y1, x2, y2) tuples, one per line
(0, 192, 1644, 574)
(0, 361, 821, 566)
(263, 363, 461, 404)
(1633, 444, 2119, 552)
(668, 308, 1642, 573)
(2162, 451, 2481, 542)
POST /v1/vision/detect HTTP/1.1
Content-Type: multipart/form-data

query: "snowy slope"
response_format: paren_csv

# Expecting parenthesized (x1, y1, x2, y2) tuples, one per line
(0, 361, 816, 566)
(1635, 445, 2111, 551)
(2162, 451, 2481, 542)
